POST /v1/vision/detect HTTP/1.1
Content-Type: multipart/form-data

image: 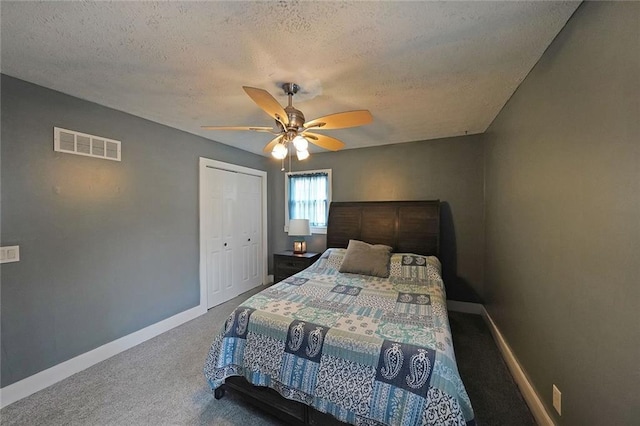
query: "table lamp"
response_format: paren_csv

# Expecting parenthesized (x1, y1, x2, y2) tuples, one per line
(288, 219, 311, 254)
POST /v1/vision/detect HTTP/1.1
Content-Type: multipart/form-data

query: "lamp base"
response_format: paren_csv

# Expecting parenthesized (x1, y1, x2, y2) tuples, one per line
(293, 240, 307, 254)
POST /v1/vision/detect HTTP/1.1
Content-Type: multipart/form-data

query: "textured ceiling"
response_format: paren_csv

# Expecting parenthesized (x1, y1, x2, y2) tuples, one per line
(1, 1, 579, 155)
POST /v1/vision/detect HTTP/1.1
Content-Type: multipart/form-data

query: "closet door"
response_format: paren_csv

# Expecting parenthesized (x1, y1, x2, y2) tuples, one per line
(201, 161, 264, 309)
(236, 173, 262, 293)
(202, 167, 238, 308)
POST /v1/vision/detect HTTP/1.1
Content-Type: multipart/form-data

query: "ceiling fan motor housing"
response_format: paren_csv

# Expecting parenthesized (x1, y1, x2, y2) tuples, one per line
(284, 106, 305, 129)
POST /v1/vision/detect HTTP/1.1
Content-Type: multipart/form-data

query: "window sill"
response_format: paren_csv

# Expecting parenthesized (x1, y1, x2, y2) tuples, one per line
(283, 226, 327, 235)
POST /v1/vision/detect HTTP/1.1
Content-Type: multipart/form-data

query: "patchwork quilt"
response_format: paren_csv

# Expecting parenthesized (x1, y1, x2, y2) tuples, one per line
(204, 249, 475, 425)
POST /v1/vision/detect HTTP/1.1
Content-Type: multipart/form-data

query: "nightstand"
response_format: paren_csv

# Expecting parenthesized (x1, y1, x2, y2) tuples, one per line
(274, 251, 321, 283)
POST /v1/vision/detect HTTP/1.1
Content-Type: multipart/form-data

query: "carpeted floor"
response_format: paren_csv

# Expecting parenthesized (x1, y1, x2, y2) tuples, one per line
(448, 311, 535, 426)
(1, 289, 534, 425)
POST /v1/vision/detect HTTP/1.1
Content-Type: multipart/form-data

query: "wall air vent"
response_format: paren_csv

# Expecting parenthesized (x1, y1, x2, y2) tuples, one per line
(54, 127, 121, 161)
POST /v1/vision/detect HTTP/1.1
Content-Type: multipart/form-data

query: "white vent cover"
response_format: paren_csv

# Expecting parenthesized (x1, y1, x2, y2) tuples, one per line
(54, 127, 121, 161)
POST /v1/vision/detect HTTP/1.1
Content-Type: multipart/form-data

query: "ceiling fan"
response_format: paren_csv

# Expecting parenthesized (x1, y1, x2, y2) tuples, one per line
(202, 83, 372, 161)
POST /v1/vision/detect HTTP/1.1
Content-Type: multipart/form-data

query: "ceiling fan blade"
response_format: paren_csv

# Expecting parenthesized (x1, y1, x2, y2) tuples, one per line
(263, 134, 284, 153)
(243, 86, 289, 126)
(303, 132, 346, 151)
(304, 110, 372, 130)
(201, 125, 274, 132)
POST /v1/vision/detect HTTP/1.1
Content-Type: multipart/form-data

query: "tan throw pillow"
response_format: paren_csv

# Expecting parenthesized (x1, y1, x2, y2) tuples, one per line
(339, 240, 393, 278)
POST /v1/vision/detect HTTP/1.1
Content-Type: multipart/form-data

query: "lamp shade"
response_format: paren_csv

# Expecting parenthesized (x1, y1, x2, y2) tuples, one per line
(288, 219, 311, 236)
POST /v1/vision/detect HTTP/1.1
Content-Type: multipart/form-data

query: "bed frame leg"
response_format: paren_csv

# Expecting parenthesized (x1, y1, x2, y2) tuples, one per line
(214, 386, 225, 400)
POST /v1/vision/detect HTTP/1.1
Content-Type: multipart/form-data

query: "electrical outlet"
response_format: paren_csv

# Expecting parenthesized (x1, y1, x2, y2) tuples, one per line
(553, 384, 562, 415)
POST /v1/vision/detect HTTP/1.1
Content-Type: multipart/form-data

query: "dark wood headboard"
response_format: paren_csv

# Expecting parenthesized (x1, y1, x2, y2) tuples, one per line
(326, 200, 440, 256)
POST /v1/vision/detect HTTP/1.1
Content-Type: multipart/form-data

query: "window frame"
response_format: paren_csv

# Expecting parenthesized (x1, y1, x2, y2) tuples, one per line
(284, 169, 332, 235)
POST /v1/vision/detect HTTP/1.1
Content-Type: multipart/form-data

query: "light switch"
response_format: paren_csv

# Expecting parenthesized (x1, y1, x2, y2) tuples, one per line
(0, 246, 20, 263)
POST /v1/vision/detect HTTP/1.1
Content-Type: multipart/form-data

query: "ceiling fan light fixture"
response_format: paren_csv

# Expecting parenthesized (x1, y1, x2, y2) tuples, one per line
(272, 143, 288, 159)
(292, 135, 308, 151)
(202, 83, 371, 167)
(296, 149, 310, 161)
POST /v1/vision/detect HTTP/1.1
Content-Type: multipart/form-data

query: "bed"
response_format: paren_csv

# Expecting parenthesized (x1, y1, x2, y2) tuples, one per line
(204, 200, 475, 425)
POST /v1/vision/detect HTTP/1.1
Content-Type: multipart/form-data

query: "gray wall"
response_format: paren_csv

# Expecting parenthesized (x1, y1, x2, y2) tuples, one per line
(0, 75, 269, 387)
(484, 2, 639, 425)
(1, 75, 485, 389)
(269, 135, 485, 302)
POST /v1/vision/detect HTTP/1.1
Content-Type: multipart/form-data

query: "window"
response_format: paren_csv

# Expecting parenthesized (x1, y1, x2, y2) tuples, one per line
(285, 169, 332, 234)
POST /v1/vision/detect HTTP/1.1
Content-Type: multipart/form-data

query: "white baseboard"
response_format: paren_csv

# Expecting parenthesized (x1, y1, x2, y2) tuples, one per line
(0, 303, 207, 409)
(481, 307, 556, 426)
